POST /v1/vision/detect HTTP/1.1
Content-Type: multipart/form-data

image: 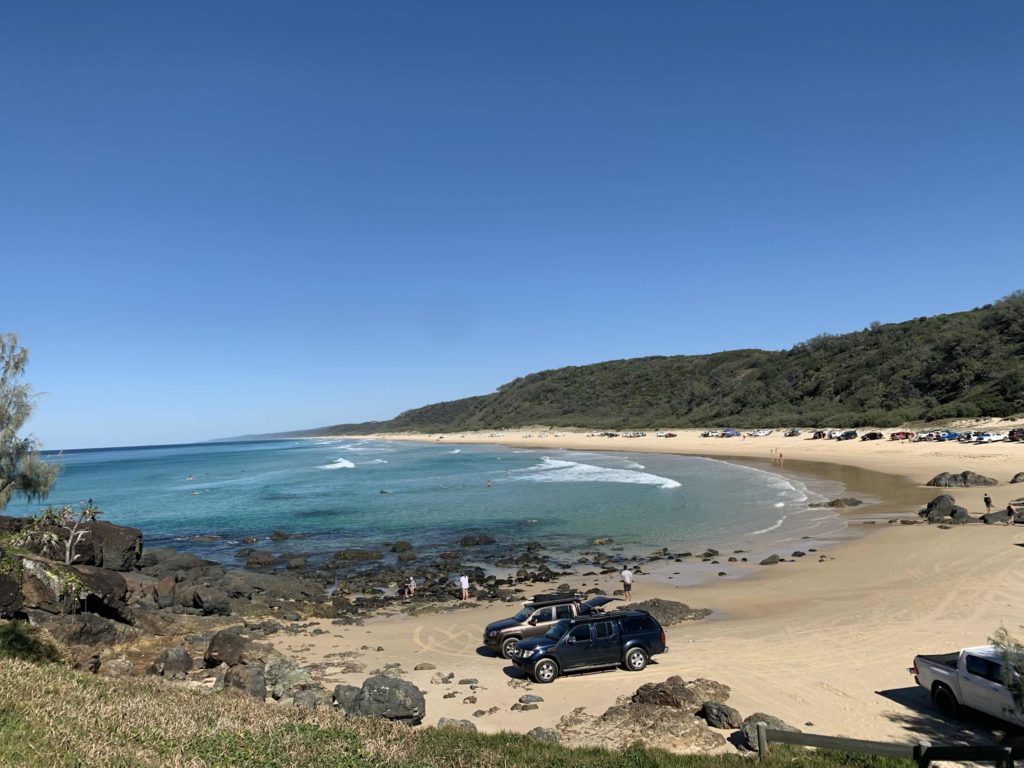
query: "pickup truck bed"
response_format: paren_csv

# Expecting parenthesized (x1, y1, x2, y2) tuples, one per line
(918, 652, 958, 669)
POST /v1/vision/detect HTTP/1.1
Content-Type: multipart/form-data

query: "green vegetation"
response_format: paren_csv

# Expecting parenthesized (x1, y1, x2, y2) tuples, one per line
(302, 293, 1024, 433)
(0, 333, 57, 511)
(0, 656, 912, 767)
(0, 622, 60, 663)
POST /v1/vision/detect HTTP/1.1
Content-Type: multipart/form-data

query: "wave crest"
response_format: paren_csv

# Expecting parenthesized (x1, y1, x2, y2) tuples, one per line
(514, 457, 680, 489)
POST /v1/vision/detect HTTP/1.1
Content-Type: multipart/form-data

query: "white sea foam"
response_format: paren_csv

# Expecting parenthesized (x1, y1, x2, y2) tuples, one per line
(363, 459, 388, 464)
(773, 502, 785, 508)
(515, 457, 680, 489)
(751, 515, 787, 535)
(447, 449, 462, 454)
(623, 460, 646, 470)
(318, 458, 355, 470)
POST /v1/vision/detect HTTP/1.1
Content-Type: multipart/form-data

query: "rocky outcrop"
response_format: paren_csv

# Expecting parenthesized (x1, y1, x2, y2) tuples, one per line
(223, 663, 266, 701)
(13, 519, 142, 572)
(0, 572, 23, 617)
(205, 628, 255, 667)
(628, 599, 711, 625)
(332, 675, 426, 725)
(982, 509, 1018, 525)
(458, 534, 496, 547)
(558, 703, 725, 752)
(1011, 473, 1024, 484)
(926, 471, 998, 488)
(632, 676, 730, 713)
(437, 718, 476, 731)
(920, 494, 971, 524)
(741, 712, 799, 750)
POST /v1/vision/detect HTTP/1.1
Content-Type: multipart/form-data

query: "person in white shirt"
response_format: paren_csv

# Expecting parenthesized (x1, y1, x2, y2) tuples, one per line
(459, 573, 470, 601)
(620, 566, 633, 601)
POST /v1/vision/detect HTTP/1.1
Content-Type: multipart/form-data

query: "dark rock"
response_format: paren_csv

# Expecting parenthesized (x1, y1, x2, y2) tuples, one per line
(1010, 473, 1024, 484)
(629, 598, 711, 626)
(193, 586, 231, 616)
(270, 531, 291, 540)
(413, 663, 436, 671)
(397, 551, 416, 563)
(245, 551, 280, 569)
(458, 535, 496, 547)
(527, 727, 559, 743)
(792, 551, 806, 558)
(0, 572, 24, 617)
(205, 628, 251, 667)
(18, 520, 143, 572)
(519, 694, 544, 704)
(759, 555, 780, 566)
(742, 713, 799, 750)
(927, 471, 998, 488)
(390, 541, 413, 553)
(147, 646, 193, 678)
(224, 663, 266, 701)
(701, 701, 742, 729)
(982, 509, 1015, 525)
(558, 700, 725, 751)
(437, 718, 476, 731)
(41, 613, 136, 646)
(632, 676, 730, 713)
(333, 549, 383, 561)
(332, 675, 426, 726)
(285, 557, 307, 570)
(154, 576, 176, 609)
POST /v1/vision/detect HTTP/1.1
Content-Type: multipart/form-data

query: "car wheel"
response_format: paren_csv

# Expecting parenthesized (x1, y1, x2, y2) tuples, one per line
(624, 647, 649, 671)
(500, 637, 521, 659)
(533, 658, 559, 684)
(933, 685, 959, 719)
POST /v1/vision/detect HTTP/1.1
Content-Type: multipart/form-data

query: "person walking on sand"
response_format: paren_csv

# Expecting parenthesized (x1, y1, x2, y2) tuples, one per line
(620, 565, 633, 601)
(459, 573, 470, 600)
(404, 576, 416, 599)
(984, 493, 994, 513)
(1007, 502, 1016, 526)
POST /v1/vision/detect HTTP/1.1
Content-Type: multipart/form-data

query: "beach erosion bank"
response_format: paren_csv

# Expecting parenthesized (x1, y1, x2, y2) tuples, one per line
(280, 426, 1024, 743)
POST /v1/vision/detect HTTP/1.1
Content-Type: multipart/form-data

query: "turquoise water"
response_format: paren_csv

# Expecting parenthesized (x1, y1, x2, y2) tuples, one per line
(11, 440, 845, 565)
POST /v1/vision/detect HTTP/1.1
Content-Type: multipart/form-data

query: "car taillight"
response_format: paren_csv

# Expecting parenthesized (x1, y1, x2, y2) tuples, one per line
(661, 630, 666, 645)
(912, 661, 918, 675)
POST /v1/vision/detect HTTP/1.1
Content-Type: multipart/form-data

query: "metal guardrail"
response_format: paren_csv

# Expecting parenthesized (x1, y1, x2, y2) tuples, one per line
(756, 723, 1015, 768)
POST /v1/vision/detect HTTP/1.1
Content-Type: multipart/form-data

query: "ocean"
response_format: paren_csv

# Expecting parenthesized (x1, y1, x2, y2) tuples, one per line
(13, 439, 849, 568)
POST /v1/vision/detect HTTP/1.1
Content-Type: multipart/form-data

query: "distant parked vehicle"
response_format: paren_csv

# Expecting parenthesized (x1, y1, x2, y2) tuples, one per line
(861, 432, 884, 441)
(933, 431, 960, 442)
(1009, 428, 1024, 443)
(721, 429, 740, 438)
(700, 430, 722, 438)
(784, 429, 801, 437)
(748, 429, 773, 437)
(810, 430, 826, 440)
(836, 430, 858, 441)
(827, 429, 845, 440)
(956, 432, 978, 443)
(976, 432, 1008, 443)
(890, 431, 915, 441)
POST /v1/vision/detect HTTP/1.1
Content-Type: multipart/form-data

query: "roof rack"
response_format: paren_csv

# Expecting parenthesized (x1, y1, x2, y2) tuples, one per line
(528, 592, 584, 606)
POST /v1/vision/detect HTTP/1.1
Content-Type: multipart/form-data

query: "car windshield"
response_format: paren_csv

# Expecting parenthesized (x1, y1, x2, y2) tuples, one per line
(544, 619, 571, 641)
(512, 607, 533, 622)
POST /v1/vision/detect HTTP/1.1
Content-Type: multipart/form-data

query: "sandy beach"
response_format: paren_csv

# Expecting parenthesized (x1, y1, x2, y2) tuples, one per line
(271, 424, 1024, 748)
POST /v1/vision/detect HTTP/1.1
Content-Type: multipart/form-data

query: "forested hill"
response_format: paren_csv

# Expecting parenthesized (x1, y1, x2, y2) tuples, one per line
(298, 293, 1024, 434)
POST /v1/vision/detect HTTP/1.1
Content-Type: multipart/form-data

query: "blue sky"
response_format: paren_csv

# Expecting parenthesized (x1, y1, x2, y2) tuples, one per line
(2, 2, 1021, 448)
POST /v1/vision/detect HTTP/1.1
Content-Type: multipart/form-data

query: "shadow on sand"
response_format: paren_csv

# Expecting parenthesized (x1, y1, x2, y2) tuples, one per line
(878, 686, 1024, 745)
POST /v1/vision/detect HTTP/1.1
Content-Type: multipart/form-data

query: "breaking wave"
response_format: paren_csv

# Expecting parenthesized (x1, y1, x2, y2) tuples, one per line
(514, 457, 680, 489)
(751, 516, 787, 535)
(318, 458, 355, 470)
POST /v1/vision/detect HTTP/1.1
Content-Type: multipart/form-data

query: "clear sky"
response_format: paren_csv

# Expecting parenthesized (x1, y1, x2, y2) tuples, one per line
(2, 2, 1022, 449)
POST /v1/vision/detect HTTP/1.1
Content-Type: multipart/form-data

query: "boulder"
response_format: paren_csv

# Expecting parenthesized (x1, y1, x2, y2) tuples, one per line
(147, 646, 193, 679)
(88, 521, 144, 571)
(701, 701, 743, 729)
(0, 572, 24, 617)
(759, 555, 780, 566)
(628, 598, 711, 625)
(926, 471, 998, 488)
(631, 676, 730, 713)
(153, 576, 176, 609)
(1011, 473, 1024, 484)
(333, 675, 426, 725)
(982, 509, 1015, 525)
(99, 657, 134, 678)
(73, 565, 130, 622)
(205, 628, 251, 667)
(458, 534, 496, 547)
(437, 718, 476, 732)
(245, 551, 280, 569)
(526, 727, 559, 743)
(742, 713, 799, 750)
(193, 586, 231, 616)
(390, 541, 413, 553)
(223, 663, 266, 701)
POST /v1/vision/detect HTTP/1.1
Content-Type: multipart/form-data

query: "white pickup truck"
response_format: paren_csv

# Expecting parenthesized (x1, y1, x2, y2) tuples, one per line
(912, 645, 1023, 725)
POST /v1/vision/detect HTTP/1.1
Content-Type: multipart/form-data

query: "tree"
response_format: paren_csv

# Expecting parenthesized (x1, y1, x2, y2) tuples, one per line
(990, 627, 1024, 713)
(0, 333, 57, 511)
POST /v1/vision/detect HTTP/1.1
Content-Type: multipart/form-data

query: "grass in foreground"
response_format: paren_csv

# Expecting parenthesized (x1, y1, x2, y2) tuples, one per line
(0, 621, 61, 663)
(0, 655, 913, 768)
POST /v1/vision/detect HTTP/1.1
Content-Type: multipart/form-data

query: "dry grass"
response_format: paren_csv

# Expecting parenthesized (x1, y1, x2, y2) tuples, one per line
(0, 658, 913, 768)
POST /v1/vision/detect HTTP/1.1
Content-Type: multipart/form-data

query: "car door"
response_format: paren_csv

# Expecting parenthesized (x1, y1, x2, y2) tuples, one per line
(976, 659, 1023, 724)
(560, 623, 594, 670)
(525, 606, 554, 639)
(961, 654, 997, 712)
(591, 620, 620, 666)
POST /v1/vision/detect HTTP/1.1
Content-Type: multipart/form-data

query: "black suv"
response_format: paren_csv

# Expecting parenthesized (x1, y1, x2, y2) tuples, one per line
(511, 610, 667, 683)
(483, 593, 617, 659)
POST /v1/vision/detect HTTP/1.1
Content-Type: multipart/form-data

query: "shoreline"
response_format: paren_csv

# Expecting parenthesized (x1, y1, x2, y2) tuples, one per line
(262, 428, 1024, 743)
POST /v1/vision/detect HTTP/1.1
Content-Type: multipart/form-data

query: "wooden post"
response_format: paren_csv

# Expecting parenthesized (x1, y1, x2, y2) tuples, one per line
(757, 722, 769, 760)
(915, 740, 932, 768)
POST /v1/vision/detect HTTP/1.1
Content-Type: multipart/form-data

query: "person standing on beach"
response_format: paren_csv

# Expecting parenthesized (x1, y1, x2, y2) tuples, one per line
(984, 493, 994, 513)
(620, 566, 633, 601)
(1007, 502, 1016, 526)
(459, 573, 470, 600)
